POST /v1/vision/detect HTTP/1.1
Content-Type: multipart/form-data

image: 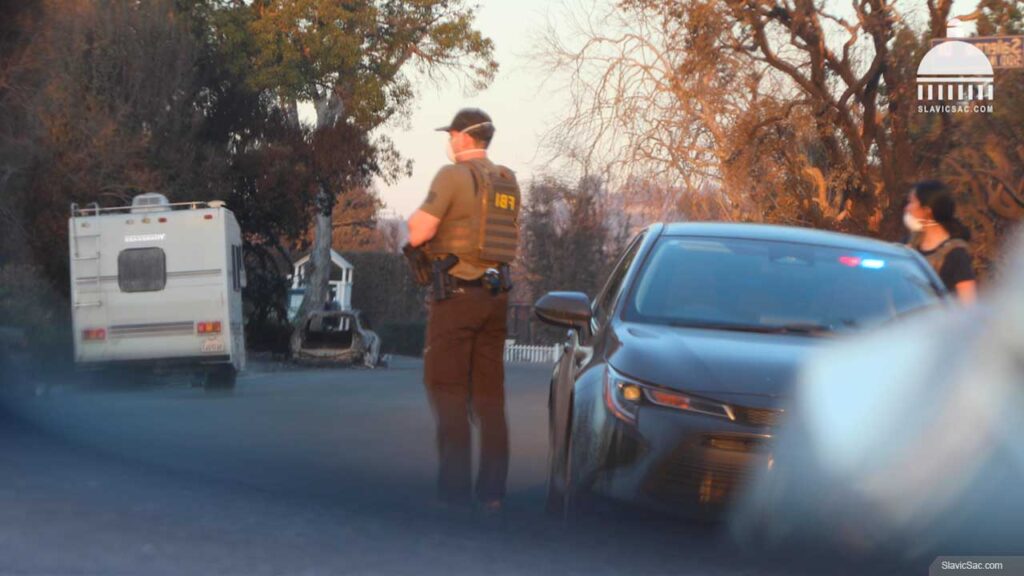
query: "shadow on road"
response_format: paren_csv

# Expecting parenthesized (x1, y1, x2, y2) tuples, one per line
(0, 363, 910, 576)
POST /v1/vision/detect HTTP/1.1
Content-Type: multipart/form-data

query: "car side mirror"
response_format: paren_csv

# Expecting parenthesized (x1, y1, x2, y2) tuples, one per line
(534, 291, 592, 330)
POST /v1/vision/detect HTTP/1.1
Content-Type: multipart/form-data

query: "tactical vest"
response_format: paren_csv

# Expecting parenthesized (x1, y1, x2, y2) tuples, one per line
(912, 236, 970, 275)
(427, 161, 521, 265)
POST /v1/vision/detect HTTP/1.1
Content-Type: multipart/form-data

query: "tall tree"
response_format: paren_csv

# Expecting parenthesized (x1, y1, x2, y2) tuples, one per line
(0, 0, 43, 263)
(521, 175, 620, 302)
(5, 0, 231, 285)
(932, 0, 1024, 274)
(213, 0, 497, 354)
(542, 0, 1023, 251)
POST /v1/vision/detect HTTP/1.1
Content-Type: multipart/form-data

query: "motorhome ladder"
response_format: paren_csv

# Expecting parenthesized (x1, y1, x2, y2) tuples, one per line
(70, 202, 103, 308)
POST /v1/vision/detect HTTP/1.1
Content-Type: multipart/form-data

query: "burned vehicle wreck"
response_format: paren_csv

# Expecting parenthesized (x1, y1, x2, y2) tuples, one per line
(286, 250, 385, 368)
(295, 308, 382, 368)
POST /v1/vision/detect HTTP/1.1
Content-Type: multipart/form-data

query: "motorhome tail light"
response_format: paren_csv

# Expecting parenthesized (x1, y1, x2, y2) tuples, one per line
(158, 217, 167, 223)
(204, 214, 213, 220)
(82, 328, 107, 342)
(197, 321, 222, 334)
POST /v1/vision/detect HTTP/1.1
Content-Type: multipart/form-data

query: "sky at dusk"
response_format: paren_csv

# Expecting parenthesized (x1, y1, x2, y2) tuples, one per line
(372, 0, 982, 218)
(374, 0, 561, 217)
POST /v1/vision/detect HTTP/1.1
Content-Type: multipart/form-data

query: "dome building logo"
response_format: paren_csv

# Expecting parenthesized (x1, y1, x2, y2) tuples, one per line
(917, 40, 995, 114)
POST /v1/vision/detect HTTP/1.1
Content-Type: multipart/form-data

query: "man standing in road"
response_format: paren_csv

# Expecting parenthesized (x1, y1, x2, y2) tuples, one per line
(404, 108, 521, 516)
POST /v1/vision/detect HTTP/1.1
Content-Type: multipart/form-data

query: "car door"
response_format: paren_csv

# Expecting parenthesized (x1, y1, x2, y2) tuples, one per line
(549, 231, 647, 483)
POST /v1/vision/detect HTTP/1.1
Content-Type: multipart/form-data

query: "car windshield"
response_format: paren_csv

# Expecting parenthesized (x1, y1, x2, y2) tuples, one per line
(623, 236, 943, 334)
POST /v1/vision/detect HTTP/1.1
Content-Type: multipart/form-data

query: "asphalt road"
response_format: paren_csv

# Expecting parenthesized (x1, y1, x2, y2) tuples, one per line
(1, 359, 909, 576)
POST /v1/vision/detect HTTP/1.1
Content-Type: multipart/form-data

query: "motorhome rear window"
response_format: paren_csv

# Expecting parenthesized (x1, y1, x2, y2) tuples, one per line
(118, 248, 166, 292)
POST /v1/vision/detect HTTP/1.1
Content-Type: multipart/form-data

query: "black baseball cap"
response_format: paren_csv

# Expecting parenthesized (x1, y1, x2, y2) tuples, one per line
(436, 108, 495, 140)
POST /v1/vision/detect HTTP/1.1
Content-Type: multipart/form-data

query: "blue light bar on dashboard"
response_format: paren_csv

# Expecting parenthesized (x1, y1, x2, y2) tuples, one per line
(839, 256, 886, 269)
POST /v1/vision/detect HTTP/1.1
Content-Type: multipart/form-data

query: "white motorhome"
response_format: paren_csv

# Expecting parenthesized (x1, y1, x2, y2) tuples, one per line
(68, 193, 246, 389)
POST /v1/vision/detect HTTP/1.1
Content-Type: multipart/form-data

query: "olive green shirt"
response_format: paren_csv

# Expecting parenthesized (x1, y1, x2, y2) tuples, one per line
(419, 157, 495, 280)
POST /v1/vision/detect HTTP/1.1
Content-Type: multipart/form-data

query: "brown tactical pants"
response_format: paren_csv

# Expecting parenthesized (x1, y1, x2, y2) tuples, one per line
(423, 285, 509, 504)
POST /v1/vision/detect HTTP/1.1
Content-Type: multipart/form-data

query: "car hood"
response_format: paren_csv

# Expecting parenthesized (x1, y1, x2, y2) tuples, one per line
(606, 322, 822, 404)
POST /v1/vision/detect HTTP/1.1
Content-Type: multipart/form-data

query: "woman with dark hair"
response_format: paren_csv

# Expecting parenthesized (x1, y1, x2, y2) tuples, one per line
(904, 180, 977, 304)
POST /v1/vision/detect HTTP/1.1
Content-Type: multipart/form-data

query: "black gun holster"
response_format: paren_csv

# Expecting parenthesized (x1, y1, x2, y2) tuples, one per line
(431, 255, 460, 302)
(401, 243, 432, 287)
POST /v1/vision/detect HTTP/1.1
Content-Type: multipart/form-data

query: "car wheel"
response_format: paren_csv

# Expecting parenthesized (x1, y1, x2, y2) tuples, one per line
(545, 468, 566, 516)
(554, 397, 594, 523)
(561, 418, 590, 522)
(545, 397, 569, 516)
(203, 366, 236, 391)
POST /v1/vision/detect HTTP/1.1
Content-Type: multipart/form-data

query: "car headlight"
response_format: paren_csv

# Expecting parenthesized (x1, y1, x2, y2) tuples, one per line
(605, 366, 735, 424)
(644, 387, 735, 420)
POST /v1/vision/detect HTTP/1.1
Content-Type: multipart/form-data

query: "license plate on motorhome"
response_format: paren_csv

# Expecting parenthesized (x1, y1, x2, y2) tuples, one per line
(201, 338, 225, 353)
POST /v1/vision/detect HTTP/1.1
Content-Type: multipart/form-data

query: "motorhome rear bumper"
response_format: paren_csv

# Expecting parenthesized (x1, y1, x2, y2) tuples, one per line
(74, 354, 231, 371)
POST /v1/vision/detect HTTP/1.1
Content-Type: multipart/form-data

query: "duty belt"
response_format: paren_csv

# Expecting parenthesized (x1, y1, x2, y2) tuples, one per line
(452, 277, 486, 288)
(431, 262, 512, 302)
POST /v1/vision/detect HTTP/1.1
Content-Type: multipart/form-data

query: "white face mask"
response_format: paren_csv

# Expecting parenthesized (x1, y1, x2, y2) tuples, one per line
(903, 211, 924, 232)
(445, 122, 492, 163)
(904, 211, 936, 232)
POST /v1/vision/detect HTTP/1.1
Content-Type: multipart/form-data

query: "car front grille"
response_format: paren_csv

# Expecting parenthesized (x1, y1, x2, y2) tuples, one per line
(646, 456, 753, 506)
(732, 405, 783, 427)
(703, 435, 769, 453)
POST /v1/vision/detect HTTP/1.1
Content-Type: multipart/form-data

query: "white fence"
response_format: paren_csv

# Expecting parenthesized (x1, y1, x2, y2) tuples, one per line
(504, 341, 561, 364)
